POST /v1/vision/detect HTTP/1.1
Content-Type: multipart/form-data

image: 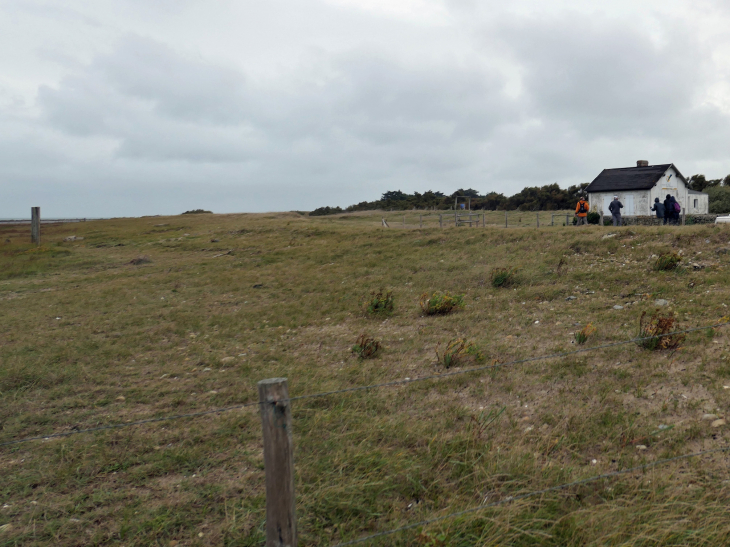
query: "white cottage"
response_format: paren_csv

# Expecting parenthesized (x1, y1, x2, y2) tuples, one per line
(585, 161, 709, 216)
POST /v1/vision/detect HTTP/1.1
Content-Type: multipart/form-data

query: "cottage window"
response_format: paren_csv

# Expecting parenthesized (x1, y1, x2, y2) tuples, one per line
(694, 199, 698, 208)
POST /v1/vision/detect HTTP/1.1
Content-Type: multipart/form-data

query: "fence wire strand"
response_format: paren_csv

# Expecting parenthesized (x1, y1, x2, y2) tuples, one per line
(0, 402, 259, 448)
(2, 321, 726, 448)
(331, 445, 730, 546)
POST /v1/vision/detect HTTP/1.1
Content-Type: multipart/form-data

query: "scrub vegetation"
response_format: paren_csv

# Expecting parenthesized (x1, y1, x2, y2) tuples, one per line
(3, 213, 730, 546)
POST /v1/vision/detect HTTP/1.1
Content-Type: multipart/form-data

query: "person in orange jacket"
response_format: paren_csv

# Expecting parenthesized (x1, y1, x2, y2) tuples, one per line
(575, 196, 589, 225)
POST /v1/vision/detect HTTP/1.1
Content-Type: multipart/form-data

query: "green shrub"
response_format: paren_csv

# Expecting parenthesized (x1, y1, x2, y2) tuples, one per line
(706, 186, 730, 214)
(361, 289, 394, 315)
(490, 267, 517, 288)
(182, 209, 212, 214)
(587, 211, 601, 224)
(637, 311, 685, 351)
(574, 323, 596, 345)
(351, 334, 380, 358)
(420, 292, 464, 315)
(436, 338, 484, 368)
(310, 206, 343, 216)
(654, 252, 681, 271)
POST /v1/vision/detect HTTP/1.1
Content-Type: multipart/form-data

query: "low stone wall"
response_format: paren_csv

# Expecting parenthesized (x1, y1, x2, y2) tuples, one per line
(601, 214, 718, 226)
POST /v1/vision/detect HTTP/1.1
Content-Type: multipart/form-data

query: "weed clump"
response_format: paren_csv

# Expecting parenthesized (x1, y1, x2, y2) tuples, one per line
(574, 323, 596, 345)
(420, 292, 464, 315)
(361, 289, 394, 316)
(435, 338, 484, 368)
(490, 267, 517, 288)
(637, 311, 685, 351)
(654, 252, 682, 271)
(351, 334, 380, 359)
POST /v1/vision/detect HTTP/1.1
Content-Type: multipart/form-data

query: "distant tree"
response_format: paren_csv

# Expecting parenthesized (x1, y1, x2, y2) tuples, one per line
(689, 174, 722, 192)
(381, 190, 409, 201)
(450, 188, 480, 198)
(706, 187, 730, 214)
(310, 206, 343, 216)
(479, 192, 507, 210)
(723, 174, 730, 187)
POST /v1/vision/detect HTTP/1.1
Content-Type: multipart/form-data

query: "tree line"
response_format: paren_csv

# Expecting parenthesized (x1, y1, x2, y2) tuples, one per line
(310, 183, 589, 215)
(310, 173, 730, 216)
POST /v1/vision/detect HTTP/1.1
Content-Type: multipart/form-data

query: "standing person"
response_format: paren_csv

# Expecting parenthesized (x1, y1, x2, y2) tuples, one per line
(663, 194, 673, 225)
(608, 195, 623, 226)
(651, 197, 665, 224)
(671, 196, 681, 224)
(575, 196, 589, 226)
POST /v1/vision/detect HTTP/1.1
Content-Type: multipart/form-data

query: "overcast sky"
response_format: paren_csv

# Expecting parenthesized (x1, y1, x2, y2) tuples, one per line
(3, 0, 730, 217)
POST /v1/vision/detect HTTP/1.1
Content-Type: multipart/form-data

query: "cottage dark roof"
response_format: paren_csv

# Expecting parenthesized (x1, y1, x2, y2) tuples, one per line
(585, 164, 686, 193)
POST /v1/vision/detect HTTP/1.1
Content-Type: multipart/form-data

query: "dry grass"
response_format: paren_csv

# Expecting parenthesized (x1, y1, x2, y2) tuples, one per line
(2, 213, 730, 545)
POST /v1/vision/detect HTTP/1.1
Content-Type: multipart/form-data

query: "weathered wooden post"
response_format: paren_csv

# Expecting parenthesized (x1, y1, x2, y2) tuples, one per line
(419, 214, 422, 229)
(682, 207, 686, 226)
(403, 215, 406, 228)
(454, 212, 457, 227)
(31, 207, 41, 245)
(439, 214, 443, 228)
(505, 210, 508, 228)
(536, 212, 539, 228)
(482, 212, 485, 228)
(551, 214, 554, 226)
(566, 213, 569, 226)
(258, 378, 297, 547)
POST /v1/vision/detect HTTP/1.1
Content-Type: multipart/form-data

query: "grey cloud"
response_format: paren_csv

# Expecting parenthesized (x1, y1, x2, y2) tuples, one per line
(6, 1, 730, 218)
(96, 35, 250, 125)
(495, 15, 712, 134)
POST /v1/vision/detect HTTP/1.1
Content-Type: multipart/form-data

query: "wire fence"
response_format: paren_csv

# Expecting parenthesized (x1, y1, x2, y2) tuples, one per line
(379, 210, 582, 229)
(3, 322, 725, 449)
(0, 218, 99, 225)
(3, 321, 729, 544)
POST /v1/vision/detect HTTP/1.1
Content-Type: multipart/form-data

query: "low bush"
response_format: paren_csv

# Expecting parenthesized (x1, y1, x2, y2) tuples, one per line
(351, 334, 380, 359)
(637, 311, 685, 351)
(361, 289, 394, 315)
(182, 209, 212, 214)
(435, 338, 484, 368)
(587, 211, 601, 224)
(490, 267, 517, 288)
(310, 206, 343, 216)
(574, 323, 596, 345)
(654, 252, 682, 271)
(420, 292, 464, 315)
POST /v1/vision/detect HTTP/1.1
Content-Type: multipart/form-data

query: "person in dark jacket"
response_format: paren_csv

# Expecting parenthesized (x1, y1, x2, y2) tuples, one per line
(651, 197, 665, 223)
(670, 196, 681, 224)
(663, 194, 674, 225)
(608, 195, 623, 226)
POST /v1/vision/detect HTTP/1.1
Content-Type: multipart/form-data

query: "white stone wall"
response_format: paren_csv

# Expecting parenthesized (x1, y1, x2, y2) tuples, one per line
(588, 190, 651, 216)
(688, 193, 709, 214)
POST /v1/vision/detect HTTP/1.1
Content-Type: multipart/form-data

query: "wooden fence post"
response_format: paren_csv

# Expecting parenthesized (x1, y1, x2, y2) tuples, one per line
(439, 214, 442, 228)
(682, 208, 685, 226)
(536, 212, 539, 228)
(505, 210, 508, 228)
(551, 214, 554, 226)
(454, 212, 457, 227)
(403, 215, 405, 228)
(419, 214, 422, 229)
(482, 213, 485, 228)
(566, 213, 569, 227)
(258, 378, 297, 547)
(31, 207, 41, 245)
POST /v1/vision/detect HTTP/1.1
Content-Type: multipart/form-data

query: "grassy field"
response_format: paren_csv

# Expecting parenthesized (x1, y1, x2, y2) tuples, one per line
(2, 211, 730, 546)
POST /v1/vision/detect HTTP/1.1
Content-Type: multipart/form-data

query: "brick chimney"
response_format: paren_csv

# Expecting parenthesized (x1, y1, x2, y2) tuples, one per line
(637, 160, 649, 167)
